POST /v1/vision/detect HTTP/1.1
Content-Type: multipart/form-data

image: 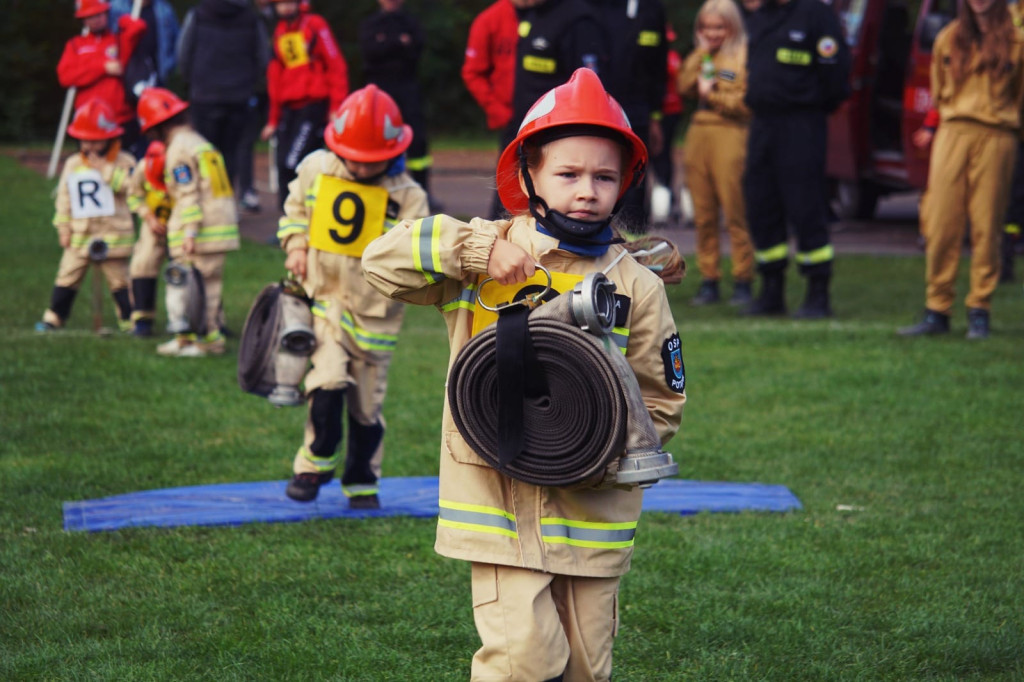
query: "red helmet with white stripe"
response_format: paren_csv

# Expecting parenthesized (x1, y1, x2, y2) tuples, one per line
(323, 85, 413, 163)
(67, 99, 123, 141)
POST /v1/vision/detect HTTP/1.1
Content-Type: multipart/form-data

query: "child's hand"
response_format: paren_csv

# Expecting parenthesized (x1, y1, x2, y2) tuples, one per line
(183, 235, 196, 255)
(145, 214, 166, 236)
(912, 127, 934, 149)
(487, 239, 535, 285)
(285, 249, 308, 280)
(260, 124, 276, 142)
(59, 231, 71, 249)
(697, 76, 715, 99)
(105, 60, 123, 76)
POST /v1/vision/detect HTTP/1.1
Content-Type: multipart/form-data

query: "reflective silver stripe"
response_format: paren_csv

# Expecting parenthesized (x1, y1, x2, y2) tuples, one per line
(441, 284, 477, 313)
(540, 518, 636, 548)
(438, 500, 518, 538)
(413, 216, 444, 284)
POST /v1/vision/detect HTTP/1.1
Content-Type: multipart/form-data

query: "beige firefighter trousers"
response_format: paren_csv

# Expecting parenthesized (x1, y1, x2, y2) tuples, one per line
(922, 120, 1017, 313)
(470, 562, 620, 682)
(682, 123, 755, 283)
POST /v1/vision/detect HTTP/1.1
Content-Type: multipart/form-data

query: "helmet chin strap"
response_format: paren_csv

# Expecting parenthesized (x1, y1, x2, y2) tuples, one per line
(519, 147, 623, 247)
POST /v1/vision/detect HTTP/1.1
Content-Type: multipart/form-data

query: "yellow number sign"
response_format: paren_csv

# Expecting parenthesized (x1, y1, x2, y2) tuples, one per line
(309, 175, 388, 257)
(278, 31, 310, 68)
(470, 270, 584, 336)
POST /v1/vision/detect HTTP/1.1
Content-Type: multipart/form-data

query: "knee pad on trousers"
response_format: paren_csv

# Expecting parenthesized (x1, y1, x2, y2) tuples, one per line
(50, 286, 78, 322)
(309, 388, 345, 458)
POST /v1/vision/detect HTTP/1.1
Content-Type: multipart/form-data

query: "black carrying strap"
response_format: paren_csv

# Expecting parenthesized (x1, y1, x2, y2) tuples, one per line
(495, 304, 549, 468)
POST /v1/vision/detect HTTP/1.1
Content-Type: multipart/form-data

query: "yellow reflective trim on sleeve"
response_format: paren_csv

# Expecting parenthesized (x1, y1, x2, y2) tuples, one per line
(195, 224, 239, 243)
(523, 55, 557, 74)
(411, 216, 444, 284)
(776, 48, 812, 65)
(53, 214, 71, 226)
(795, 244, 835, 265)
(110, 167, 128, 192)
(637, 30, 661, 47)
(179, 205, 203, 223)
(755, 243, 789, 264)
(277, 217, 309, 242)
(405, 155, 433, 171)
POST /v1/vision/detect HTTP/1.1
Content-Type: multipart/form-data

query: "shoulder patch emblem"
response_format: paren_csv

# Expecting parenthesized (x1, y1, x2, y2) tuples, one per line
(172, 164, 193, 184)
(817, 36, 839, 59)
(661, 333, 685, 393)
(719, 69, 737, 82)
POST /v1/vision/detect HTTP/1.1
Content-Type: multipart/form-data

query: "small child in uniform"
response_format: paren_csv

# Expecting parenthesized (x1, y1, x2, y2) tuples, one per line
(277, 85, 429, 507)
(37, 99, 136, 333)
(136, 87, 240, 357)
(125, 140, 172, 337)
(363, 68, 686, 681)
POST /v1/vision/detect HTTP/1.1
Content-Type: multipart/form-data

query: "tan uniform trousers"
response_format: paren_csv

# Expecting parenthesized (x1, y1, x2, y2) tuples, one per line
(470, 563, 620, 682)
(682, 123, 755, 283)
(43, 250, 129, 326)
(184, 252, 225, 339)
(922, 120, 1017, 312)
(129, 223, 167, 280)
(293, 305, 394, 480)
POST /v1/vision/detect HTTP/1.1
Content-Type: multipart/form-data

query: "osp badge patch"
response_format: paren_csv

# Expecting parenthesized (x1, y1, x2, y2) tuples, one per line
(817, 36, 839, 59)
(661, 333, 685, 393)
(172, 164, 193, 184)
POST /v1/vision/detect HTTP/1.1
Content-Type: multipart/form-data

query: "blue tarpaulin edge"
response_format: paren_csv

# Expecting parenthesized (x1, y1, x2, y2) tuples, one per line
(63, 476, 802, 533)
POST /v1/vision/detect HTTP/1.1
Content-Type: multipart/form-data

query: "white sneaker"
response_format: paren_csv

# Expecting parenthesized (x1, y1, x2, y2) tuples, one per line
(177, 343, 207, 358)
(157, 337, 192, 356)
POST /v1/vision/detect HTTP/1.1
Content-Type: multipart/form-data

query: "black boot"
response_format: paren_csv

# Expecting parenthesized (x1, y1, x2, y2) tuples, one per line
(729, 280, 753, 306)
(897, 309, 950, 336)
(112, 288, 132, 328)
(966, 307, 990, 340)
(286, 389, 345, 502)
(690, 280, 720, 306)
(792, 274, 833, 319)
(743, 270, 786, 316)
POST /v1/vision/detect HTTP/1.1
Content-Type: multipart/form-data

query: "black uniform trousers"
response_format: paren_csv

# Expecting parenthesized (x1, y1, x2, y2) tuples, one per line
(192, 101, 249, 192)
(276, 99, 330, 210)
(744, 109, 833, 277)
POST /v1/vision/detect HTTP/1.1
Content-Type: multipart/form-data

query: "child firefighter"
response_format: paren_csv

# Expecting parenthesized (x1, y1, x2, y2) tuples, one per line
(125, 140, 171, 336)
(276, 85, 429, 507)
(37, 100, 136, 333)
(136, 87, 240, 357)
(363, 69, 686, 680)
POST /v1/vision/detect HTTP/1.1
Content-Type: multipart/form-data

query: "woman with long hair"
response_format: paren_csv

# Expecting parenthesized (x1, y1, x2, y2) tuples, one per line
(678, 0, 755, 306)
(900, 0, 1024, 339)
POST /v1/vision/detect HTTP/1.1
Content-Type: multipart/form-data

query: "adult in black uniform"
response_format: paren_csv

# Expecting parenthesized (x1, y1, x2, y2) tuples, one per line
(586, 0, 667, 234)
(743, 0, 850, 318)
(359, 0, 433, 198)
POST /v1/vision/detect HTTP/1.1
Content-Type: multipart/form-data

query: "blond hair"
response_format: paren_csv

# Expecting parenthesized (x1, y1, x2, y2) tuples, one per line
(695, 0, 747, 57)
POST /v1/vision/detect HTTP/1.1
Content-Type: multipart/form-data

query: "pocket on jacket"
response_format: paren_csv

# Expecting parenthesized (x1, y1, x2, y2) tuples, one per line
(444, 429, 492, 467)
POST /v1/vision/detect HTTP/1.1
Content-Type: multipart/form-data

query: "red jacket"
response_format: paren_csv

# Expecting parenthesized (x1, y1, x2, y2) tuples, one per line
(267, 12, 349, 128)
(461, 0, 518, 130)
(662, 48, 684, 117)
(57, 17, 145, 125)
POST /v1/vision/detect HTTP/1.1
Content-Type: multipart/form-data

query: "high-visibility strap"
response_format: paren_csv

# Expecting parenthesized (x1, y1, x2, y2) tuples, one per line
(776, 48, 812, 65)
(795, 244, 834, 265)
(342, 484, 380, 497)
(406, 155, 433, 171)
(755, 243, 789, 264)
(277, 217, 309, 242)
(1005, 223, 1021, 236)
(438, 500, 518, 539)
(299, 445, 338, 472)
(441, 284, 478, 313)
(340, 311, 398, 353)
(411, 216, 444, 284)
(540, 517, 637, 549)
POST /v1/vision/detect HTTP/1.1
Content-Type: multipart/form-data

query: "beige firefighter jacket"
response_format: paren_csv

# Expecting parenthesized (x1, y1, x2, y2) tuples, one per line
(677, 45, 751, 126)
(53, 150, 136, 259)
(277, 149, 430, 354)
(363, 214, 687, 578)
(164, 126, 240, 258)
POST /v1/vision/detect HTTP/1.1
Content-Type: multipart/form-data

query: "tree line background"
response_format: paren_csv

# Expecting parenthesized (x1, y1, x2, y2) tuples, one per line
(0, 0, 694, 143)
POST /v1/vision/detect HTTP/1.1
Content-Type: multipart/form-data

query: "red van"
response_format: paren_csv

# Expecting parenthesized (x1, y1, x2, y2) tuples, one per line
(826, 0, 955, 218)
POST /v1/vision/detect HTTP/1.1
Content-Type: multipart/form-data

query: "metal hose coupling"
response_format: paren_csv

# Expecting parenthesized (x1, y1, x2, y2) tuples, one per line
(87, 238, 109, 262)
(449, 271, 678, 489)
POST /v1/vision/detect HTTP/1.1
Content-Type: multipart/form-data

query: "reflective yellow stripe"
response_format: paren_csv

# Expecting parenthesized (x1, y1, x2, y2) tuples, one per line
(406, 155, 433, 171)
(518, 21, 531, 38)
(439, 499, 518, 538)
(441, 284, 477, 313)
(1005, 223, 1021, 236)
(795, 244, 835, 265)
(110, 167, 128, 192)
(523, 55, 556, 74)
(343, 484, 380, 497)
(340, 311, 398, 352)
(126, 195, 142, 211)
(306, 175, 322, 208)
(105, 235, 135, 249)
(194, 224, 239, 243)
(411, 216, 444, 284)
(278, 217, 309, 242)
(180, 205, 203, 223)
(299, 446, 337, 472)
(70, 234, 93, 248)
(776, 48, 812, 65)
(610, 328, 629, 355)
(53, 214, 71, 226)
(755, 243, 789, 264)
(637, 30, 660, 47)
(540, 517, 637, 549)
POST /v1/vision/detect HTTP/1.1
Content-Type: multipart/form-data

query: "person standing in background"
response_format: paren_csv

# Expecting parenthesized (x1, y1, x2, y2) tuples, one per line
(649, 24, 684, 224)
(260, 0, 349, 210)
(359, 0, 435, 202)
(177, 0, 270, 202)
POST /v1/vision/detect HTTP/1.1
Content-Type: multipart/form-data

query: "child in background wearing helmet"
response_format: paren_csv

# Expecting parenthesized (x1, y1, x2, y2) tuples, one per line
(363, 69, 686, 680)
(58, 0, 147, 150)
(37, 100, 137, 333)
(137, 87, 240, 357)
(678, 0, 755, 308)
(125, 141, 173, 337)
(277, 85, 429, 507)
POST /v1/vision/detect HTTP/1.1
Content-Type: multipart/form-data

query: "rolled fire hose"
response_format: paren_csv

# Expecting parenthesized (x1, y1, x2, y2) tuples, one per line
(448, 269, 678, 489)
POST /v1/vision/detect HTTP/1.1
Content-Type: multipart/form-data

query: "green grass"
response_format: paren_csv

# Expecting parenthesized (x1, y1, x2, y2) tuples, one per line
(2, 153, 1022, 680)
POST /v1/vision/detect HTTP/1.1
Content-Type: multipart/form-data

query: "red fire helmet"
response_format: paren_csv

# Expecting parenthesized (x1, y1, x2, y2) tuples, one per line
(324, 85, 413, 163)
(67, 99, 124, 141)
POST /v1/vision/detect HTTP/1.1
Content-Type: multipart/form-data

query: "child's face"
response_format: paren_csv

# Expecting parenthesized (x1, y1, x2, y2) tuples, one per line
(343, 158, 390, 181)
(79, 139, 108, 158)
(698, 13, 729, 52)
(527, 136, 623, 223)
(275, 1, 300, 18)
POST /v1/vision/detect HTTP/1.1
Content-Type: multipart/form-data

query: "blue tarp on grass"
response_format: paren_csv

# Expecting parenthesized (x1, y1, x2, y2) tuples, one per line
(63, 476, 802, 532)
